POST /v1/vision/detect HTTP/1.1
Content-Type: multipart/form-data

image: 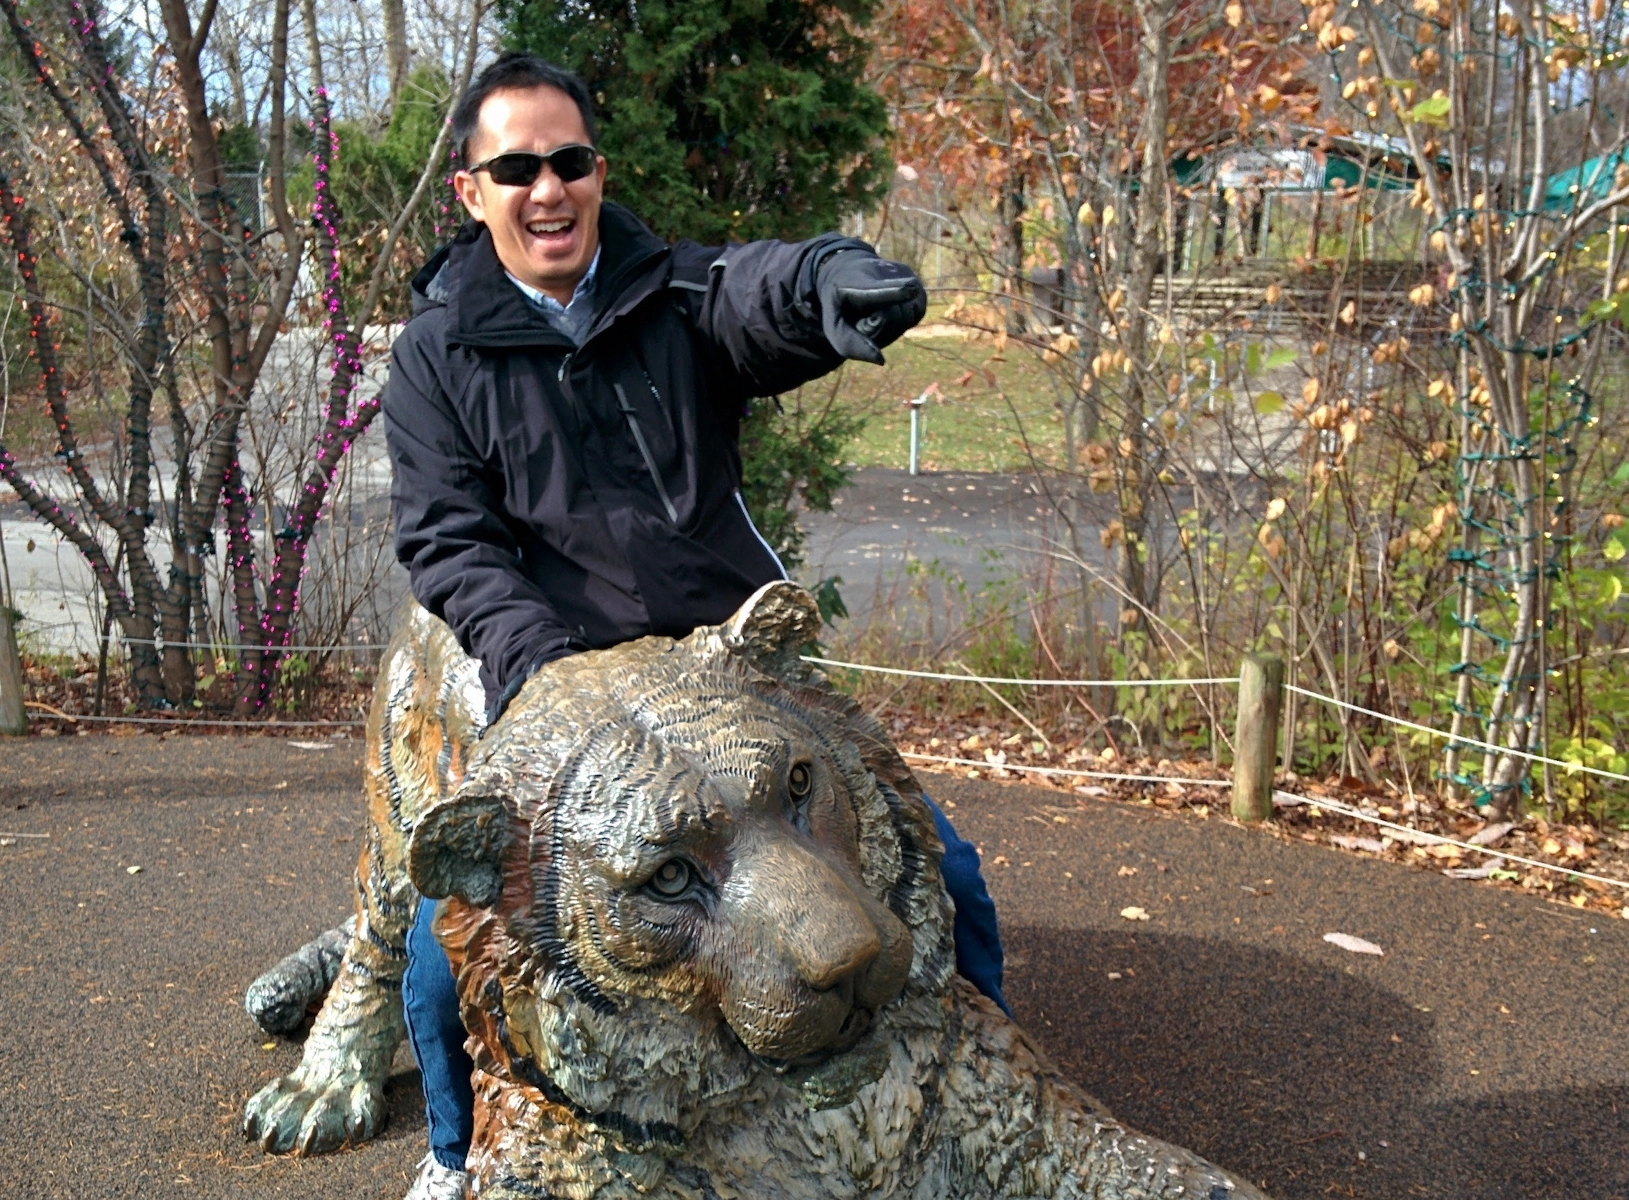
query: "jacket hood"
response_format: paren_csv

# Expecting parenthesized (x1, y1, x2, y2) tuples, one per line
(409, 235, 458, 315)
(407, 204, 671, 348)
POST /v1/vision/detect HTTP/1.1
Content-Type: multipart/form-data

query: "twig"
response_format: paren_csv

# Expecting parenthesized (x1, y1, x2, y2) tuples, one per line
(952, 660, 1051, 749)
(24, 701, 77, 722)
(1290, 1129, 1344, 1147)
(1027, 593, 1121, 760)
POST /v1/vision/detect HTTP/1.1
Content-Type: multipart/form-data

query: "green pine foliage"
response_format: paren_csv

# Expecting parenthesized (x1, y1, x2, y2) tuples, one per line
(500, 0, 893, 244)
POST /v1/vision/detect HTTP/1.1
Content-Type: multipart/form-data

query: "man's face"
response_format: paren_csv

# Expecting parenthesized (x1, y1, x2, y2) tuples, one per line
(454, 85, 606, 304)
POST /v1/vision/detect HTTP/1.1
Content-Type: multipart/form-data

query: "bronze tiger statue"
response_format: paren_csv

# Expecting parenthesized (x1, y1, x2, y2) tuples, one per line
(243, 582, 1266, 1200)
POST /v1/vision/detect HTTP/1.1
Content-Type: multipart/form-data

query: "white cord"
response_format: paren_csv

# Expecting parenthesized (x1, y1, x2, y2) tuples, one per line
(105, 636, 385, 653)
(1287, 684, 1629, 787)
(804, 656, 1238, 689)
(31, 712, 363, 729)
(27, 647, 1628, 796)
(902, 749, 1231, 787)
(907, 750, 1629, 894)
(1276, 789, 1629, 892)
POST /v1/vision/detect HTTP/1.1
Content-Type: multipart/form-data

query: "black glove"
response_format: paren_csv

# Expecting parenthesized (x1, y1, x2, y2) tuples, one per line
(816, 250, 927, 365)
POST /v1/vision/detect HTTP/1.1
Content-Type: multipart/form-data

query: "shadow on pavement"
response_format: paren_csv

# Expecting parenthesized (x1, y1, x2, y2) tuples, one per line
(1006, 924, 1628, 1199)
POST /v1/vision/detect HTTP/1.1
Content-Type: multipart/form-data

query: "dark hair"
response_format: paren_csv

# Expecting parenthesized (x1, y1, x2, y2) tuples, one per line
(450, 52, 597, 163)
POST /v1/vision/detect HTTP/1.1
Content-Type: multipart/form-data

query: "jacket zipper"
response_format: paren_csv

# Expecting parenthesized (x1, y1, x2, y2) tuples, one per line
(640, 368, 663, 407)
(613, 382, 680, 524)
(555, 350, 594, 435)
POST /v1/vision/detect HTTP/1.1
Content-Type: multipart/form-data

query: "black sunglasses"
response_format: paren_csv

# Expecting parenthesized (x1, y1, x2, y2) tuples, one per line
(469, 144, 599, 187)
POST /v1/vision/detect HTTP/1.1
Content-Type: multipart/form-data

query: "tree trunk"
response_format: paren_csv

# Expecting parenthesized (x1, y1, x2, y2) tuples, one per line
(383, 0, 410, 115)
(1116, 0, 1173, 642)
(1000, 177, 1027, 334)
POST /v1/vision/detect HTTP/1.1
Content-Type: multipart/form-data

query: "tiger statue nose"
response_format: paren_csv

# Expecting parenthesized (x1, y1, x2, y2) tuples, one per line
(771, 851, 884, 990)
(719, 839, 913, 1061)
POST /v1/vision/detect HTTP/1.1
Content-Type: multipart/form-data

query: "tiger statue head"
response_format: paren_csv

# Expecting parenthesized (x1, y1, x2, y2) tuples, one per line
(405, 582, 956, 1183)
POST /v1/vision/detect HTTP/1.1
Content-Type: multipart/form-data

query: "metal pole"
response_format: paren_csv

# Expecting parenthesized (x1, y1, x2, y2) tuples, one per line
(908, 392, 927, 475)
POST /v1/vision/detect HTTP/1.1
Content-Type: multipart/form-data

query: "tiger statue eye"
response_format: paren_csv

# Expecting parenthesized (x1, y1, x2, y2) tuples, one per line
(788, 761, 812, 798)
(649, 859, 693, 898)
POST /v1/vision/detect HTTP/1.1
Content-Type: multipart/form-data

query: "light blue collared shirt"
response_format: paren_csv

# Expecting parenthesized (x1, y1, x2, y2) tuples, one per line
(507, 246, 601, 346)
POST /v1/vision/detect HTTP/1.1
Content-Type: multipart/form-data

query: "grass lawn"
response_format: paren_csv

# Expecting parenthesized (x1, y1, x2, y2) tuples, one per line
(796, 333, 1070, 473)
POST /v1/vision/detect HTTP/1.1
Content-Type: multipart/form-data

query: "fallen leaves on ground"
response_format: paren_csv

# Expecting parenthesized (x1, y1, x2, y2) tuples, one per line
(879, 704, 1629, 919)
(18, 657, 371, 736)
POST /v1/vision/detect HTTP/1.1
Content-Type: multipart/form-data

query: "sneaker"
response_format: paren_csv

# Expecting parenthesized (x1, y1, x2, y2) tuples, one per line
(404, 1152, 469, 1200)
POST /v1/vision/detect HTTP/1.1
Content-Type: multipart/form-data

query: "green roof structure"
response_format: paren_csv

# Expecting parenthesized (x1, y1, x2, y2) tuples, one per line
(1543, 150, 1627, 211)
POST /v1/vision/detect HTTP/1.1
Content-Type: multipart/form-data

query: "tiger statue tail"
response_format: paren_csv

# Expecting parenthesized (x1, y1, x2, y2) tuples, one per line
(244, 916, 354, 1036)
(243, 604, 486, 1154)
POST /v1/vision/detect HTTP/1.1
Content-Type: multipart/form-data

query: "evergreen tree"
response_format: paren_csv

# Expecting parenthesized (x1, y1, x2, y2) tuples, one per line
(501, 0, 892, 244)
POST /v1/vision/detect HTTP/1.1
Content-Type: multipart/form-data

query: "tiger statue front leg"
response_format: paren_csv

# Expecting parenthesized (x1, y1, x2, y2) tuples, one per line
(243, 604, 487, 1154)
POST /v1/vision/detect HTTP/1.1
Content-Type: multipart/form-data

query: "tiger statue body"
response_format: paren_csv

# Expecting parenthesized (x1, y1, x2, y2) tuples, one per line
(243, 583, 1266, 1200)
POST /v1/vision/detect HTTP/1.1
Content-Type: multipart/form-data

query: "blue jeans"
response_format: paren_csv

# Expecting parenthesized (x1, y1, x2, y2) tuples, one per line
(403, 795, 1005, 1170)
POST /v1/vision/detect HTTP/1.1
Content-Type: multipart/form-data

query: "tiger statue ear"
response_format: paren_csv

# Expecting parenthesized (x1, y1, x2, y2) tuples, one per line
(407, 789, 512, 908)
(720, 581, 823, 680)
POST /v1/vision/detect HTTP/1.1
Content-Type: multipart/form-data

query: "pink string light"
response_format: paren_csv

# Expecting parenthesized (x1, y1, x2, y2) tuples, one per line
(222, 87, 385, 712)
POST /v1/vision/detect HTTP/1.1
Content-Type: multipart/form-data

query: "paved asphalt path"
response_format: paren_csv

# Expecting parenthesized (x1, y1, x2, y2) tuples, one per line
(2, 735, 1624, 1199)
(800, 469, 1104, 629)
(5, 467, 1082, 655)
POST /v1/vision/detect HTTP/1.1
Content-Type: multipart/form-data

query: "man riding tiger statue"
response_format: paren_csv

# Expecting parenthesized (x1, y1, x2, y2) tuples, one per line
(239, 54, 1265, 1200)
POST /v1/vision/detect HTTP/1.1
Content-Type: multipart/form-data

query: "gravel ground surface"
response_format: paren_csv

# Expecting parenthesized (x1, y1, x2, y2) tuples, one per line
(2, 734, 1624, 1199)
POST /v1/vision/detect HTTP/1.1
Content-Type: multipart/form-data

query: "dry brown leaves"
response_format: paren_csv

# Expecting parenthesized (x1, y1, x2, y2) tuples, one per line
(882, 705, 1629, 920)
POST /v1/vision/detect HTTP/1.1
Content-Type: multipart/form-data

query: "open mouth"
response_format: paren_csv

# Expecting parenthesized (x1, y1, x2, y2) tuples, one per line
(526, 217, 576, 248)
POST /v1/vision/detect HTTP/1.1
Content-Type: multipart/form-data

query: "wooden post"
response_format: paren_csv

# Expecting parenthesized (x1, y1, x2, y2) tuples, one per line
(1232, 654, 1283, 821)
(0, 605, 26, 735)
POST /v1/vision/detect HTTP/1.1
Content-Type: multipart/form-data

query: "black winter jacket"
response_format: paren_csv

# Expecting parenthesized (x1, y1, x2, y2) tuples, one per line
(383, 203, 859, 717)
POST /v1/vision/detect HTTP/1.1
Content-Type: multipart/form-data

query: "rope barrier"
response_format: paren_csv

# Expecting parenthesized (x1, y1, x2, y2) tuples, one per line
(26, 712, 364, 729)
(804, 657, 1238, 689)
(18, 680, 1625, 890)
(104, 636, 386, 653)
(902, 749, 1232, 787)
(1286, 684, 1629, 788)
(18, 641, 1623, 794)
(65, 644, 1238, 687)
(908, 750, 1629, 894)
(1275, 790, 1629, 894)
